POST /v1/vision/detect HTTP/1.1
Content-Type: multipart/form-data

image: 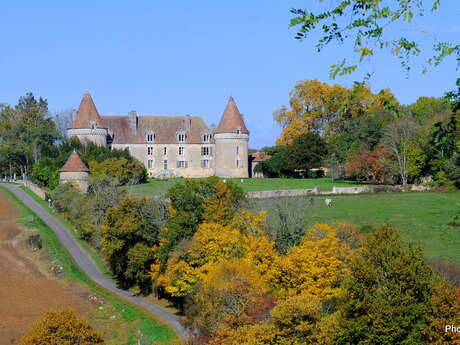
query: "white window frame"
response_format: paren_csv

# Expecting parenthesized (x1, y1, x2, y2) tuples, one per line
(177, 132, 187, 143)
(147, 159, 153, 169)
(236, 159, 242, 168)
(163, 146, 167, 155)
(146, 131, 155, 142)
(203, 133, 211, 142)
(178, 146, 185, 155)
(163, 160, 168, 170)
(177, 160, 188, 168)
(147, 146, 154, 155)
(201, 146, 211, 156)
(201, 159, 211, 168)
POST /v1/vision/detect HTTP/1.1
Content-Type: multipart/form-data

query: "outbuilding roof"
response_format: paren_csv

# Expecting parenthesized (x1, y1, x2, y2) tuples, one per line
(60, 151, 89, 172)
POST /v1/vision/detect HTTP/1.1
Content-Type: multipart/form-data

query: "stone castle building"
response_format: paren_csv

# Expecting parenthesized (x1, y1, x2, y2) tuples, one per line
(67, 92, 249, 178)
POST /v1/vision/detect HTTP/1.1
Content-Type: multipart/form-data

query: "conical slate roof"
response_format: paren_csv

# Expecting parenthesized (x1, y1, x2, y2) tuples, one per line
(69, 92, 104, 129)
(214, 97, 249, 134)
(60, 151, 89, 172)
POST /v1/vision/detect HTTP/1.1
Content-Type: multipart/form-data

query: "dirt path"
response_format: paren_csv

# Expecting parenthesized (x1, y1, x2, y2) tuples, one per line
(0, 190, 88, 345)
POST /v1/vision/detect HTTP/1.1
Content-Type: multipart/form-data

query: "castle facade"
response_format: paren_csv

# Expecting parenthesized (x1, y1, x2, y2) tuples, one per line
(67, 93, 249, 178)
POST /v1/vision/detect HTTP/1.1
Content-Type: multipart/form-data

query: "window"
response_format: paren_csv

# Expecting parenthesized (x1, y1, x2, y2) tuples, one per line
(201, 146, 212, 156)
(91, 122, 96, 130)
(147, 159, 153, 169)
(177, 160, 188, 168)
(177, 132, 186, 142)
(236, 126, 241, 134)
(163, 160, 168, 170)
(178, 146, 185, 155)
(236, 145, 239, 154)
(201, 159, 211, 168)
(203, 133, 211, 142)
(146, 131, 155, 142)
(236, 160, 242, 168)
(147, 147, 154, 155)
(163, 147, 167, 155)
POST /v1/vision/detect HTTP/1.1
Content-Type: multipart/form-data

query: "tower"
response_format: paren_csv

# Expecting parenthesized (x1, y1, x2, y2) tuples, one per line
(59, 151, 89, 191)
(213, 97, 249, 178)
(67, 92, 108, 146)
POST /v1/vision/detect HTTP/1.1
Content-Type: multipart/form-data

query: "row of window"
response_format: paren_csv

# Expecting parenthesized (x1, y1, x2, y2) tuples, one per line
(147, 159, 213, 169)
(145, 132, 212, 143)
(147, 146, 213, 156)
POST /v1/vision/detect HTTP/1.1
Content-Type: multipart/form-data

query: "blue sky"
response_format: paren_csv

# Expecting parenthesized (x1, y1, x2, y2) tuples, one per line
(0, 1, 458, 149)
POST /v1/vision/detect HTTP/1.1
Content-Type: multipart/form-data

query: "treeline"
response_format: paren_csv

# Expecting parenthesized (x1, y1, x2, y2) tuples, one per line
(49, 176, 460, 344)
(0, 92, 147, 188)
(258, 79, 460, 188)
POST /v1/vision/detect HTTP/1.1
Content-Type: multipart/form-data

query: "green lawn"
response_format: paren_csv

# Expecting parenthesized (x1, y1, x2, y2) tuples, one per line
(252, 192, 460, 266)
(128, 177, 363, 197)
(0, 187, 176, 345)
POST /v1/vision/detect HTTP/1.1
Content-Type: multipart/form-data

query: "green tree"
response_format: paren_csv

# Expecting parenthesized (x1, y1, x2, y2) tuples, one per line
(156, 177, 245, 266)
(51, 183, 96, 240)
(19, 308, 105, 345)
(283, 132, 328, 174)
(290, 1, 459, 77)
(0, 93, 58, 178)
(332, 226, 434, 345)
(101, 197, 167, 291)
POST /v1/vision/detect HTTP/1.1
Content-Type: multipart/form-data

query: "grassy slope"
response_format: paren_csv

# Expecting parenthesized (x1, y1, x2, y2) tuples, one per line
(20, 186, 113, 279)
(255, 192, 460, 266)
(1, 187, 176, 345)
(128, 177, 363, 197)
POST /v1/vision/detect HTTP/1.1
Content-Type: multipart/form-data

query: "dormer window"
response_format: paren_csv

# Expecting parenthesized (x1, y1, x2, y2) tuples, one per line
(146, 131, 155, 143)
(91, 122, 96, 130)
(236, 126, 241, 134)
(203, 133, 211, 143)
(177, 131, 187, 143)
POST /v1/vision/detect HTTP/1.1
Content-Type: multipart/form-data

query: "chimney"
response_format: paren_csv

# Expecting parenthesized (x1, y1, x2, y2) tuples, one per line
(128, 110, 138, 134)
(185, 115, 192, 131)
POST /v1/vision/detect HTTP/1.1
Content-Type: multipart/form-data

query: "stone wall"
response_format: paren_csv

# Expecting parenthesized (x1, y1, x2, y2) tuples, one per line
(247, 184, 432, 199)
(23, 180, 46, 200)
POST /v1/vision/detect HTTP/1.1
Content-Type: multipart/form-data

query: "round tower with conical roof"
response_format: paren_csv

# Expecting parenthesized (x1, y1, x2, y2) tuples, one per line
(213, 97, 249, 178)
(67, 92, 108, 146)
(59, 150, 89, 191)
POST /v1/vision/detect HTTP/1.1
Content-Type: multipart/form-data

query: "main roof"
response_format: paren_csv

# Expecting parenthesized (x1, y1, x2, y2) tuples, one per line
(68, 93, 249, 144)
(60, 151, 89, 172)
(102, 115, 210, 144)
(215, 97, 249, 134)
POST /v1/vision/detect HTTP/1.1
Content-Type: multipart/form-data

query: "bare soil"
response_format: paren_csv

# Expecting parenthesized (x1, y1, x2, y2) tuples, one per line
(0, 190, 89, 345)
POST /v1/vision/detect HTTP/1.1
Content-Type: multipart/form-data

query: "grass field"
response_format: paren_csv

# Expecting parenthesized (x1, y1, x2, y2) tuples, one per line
(1, 187, 176, 345)
(128, 177, 363, 197)
(250, 191, 460, 266)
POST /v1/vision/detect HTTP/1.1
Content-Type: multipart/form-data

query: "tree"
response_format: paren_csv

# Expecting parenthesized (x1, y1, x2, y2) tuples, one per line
(290, 1, 459, 77)
(332, 225, 435, 345)
(87, 174, 127, 226)
(269, 223, 351, 300)
(383, 117, 419, 184)
(283, 132, 328, 174)
(0, 93, 58, 178)
(274, 79, 348, 144)
(101, 197, 167, 292)
(51, 182, 96, 240)
(156, 177, 245, 266)
(344, 145, 391, 183)
(89, 157, 147, 185)
(19, 308, 105, 345)
(184, 259, 270, 333)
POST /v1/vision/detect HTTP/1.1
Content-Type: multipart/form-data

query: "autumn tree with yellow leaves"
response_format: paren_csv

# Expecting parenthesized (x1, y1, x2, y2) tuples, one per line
(19, 309, 105, 345)
(274, 79, 398, 145)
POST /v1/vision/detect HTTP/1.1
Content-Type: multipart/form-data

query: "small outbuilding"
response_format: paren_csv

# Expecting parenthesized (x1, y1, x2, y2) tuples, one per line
(59, 151, 89, 191)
